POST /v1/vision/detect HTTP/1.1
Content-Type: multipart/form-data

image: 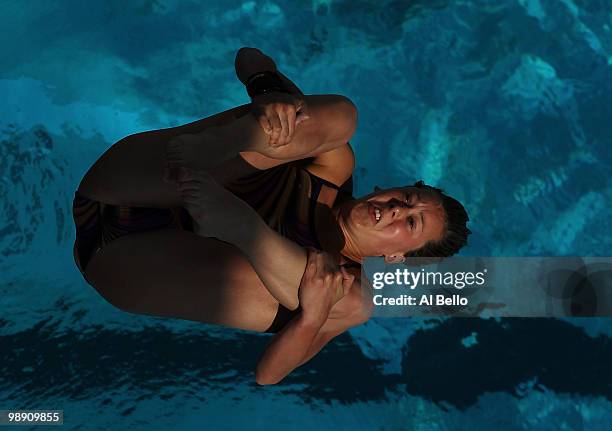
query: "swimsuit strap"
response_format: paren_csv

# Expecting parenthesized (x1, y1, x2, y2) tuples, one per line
(304, 170, 344, 191)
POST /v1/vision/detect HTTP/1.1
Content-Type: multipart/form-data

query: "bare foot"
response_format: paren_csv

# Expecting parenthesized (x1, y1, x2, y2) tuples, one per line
(164, 133, 203, 171)
(166, 167, 250, 237)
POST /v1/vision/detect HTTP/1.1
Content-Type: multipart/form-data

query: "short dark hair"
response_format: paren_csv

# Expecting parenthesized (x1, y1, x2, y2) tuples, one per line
(404, 180, 471, 259)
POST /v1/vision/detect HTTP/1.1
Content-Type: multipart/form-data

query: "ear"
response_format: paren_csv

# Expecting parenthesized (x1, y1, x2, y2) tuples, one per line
(374, 185, 382, 192)
(384, 254, 406, 264)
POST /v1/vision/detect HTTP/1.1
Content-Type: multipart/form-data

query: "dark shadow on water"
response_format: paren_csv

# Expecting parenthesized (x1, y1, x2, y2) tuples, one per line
(1, 317, 610, 411)
(0, 317, 389, 410)
(401, 318, 612, 409)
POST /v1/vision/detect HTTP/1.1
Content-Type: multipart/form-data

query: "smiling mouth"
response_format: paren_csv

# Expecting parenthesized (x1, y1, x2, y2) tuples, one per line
(369, 203, 382, 225)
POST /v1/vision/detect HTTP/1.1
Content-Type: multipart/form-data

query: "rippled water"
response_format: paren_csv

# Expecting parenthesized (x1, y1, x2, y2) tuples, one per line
(1, 0, 611, 429)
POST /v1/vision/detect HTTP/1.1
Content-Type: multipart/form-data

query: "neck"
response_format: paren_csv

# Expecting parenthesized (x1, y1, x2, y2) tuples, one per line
(332, 203, 363, 264)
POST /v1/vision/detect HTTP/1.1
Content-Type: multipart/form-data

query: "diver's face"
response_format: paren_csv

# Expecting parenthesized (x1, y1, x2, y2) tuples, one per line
(342, 186, 446, 261)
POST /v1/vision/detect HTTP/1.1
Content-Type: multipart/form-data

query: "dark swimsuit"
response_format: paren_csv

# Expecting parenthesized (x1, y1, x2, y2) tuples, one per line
(72, 157, 355, 333)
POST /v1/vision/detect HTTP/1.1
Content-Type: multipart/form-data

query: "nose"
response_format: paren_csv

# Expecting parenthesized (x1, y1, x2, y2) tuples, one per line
(387, 199, 412, 219)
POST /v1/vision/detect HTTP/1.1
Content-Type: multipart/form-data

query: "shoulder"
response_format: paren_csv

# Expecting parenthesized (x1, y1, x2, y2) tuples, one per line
(305, 142, 355, 187)
(302, 95, 358, 144)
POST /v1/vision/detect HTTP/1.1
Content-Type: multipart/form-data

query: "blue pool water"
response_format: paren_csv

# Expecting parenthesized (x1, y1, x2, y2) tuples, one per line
(1, 0, 611, 429)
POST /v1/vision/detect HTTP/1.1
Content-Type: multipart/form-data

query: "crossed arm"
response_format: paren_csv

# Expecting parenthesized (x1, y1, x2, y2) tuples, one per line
(168, 106, 356, 310)
(166, 47, 362, 383)
(167, 48, 358, 309)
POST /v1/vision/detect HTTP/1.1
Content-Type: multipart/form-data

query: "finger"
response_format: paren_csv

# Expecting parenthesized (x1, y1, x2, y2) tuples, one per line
(175, 167, 194, 182)
(166, 137, 185, 152)
(180, 192, 199, 204)
(258, 115, 272, 134)
(164, 166, 182, 183)
(286, 106, 296, 142)
(321, 253, 339, 274)
(340, 266, 351, 279)
(268, 111, 282, 146)
(314, 253, 327, 279)
(306, 259, 317, 277)
(340, 267, 354, 292)
(278, 107, 289, 146)
(300, 101, 310, 118)
(167, 137, 182, 149)
(304, 248, 319, 277)
(165, 150, 181, 164)
(298, 102, 310, 120)
(165, 145, 183, 163)
(166, 161, 181, 175)
(306, 248, 318, 264)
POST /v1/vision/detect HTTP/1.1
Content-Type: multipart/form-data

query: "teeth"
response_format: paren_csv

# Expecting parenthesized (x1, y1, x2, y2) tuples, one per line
(374, 208, 381, 221)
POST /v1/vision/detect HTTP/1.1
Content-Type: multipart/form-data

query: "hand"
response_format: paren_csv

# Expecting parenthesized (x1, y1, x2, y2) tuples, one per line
(251, 92, 310, 148)
(298, 249, 355, 326)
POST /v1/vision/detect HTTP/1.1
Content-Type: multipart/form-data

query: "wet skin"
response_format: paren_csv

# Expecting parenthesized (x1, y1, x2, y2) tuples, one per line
(337, 186, 446, 261)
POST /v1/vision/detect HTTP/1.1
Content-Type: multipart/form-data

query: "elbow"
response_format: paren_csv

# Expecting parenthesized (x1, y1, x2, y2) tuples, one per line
(255, 369, 283, 386)
(336, 96, 358, 141)
(279, 290, 299, 311)
(285, 295, 300, 312)
(255, 376, 280, 386)
(339, 95, 357, 114)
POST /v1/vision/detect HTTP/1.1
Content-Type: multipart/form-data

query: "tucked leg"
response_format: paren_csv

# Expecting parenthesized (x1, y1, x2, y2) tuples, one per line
(84, 228, 279, 332)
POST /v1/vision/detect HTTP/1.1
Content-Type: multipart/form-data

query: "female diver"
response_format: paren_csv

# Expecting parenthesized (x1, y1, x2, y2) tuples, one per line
(72, 47, 470, 384)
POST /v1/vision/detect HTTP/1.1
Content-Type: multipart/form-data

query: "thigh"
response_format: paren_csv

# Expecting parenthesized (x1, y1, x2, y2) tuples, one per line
(84, 228, 278, 332)
(77, 104, 303, 208)
(77, 104, 251, 207)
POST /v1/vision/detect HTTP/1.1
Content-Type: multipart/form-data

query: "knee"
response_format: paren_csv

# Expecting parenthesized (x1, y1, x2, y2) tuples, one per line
(84, 255, 137, 313)
(86, 272, 133, 312)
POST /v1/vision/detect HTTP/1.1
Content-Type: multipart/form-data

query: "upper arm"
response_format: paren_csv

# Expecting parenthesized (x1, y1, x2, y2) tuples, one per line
(302, 94, 358, 150)
(295, 323, 346, 368)
(306, 142, 355, 187)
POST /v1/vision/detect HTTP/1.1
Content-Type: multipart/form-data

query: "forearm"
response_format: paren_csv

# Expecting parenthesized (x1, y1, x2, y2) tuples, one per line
(226, 211, 307, 310)
(256, 313, 324, 385)
(210, 94, 354, 163)
(191, 191, 306, 310)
